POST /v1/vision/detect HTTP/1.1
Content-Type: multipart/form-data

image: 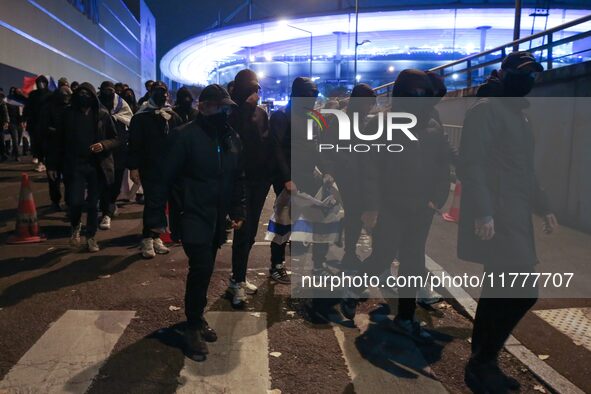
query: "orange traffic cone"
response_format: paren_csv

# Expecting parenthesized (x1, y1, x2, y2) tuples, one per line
(442, 181, 461, 223)
(7, 173, 47, 244)
(159, 202, 173, 244)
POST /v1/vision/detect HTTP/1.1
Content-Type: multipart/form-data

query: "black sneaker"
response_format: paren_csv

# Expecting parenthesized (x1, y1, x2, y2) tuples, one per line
(270, 263, 290, 284)
(340, 298, 358, 320)
(200, 319, 218, 343)
(389, 317, 434, 344)
(465, 358, 520, 393)
(184, 327, 208, 361)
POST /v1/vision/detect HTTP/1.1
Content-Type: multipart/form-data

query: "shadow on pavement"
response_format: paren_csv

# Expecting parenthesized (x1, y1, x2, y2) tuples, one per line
(0, 247, 70, 278)
(0, 253, 143, 308)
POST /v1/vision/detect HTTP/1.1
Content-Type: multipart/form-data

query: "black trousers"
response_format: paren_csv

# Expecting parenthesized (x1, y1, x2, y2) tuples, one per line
(270, 181, 287, 266)
(183, 243, 219, 328)
(232, 181, 271, 282)
(100, 167, 124, 217)
(9, 124, 22, 158)
(337, 176, 364, 269)
(140, 172, 163, 239)
(46, 169, 63, 205)
(367, 207, 434, 320)
(67, 163, 105, 237)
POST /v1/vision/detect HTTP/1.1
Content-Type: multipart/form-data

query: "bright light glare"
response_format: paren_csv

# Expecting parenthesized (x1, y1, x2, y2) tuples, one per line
(258, 71, 265, 78)
(355, 74, 361, 81)
(388, 65, 395, 72)
(276, 79, 281, 84)
(452, 73, 459, 80)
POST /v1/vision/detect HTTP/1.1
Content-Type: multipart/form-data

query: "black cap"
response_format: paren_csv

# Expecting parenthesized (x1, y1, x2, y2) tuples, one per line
(501, 51, 543, 72)
(150, 81, 168, 92)
(199, 84, 237, 106)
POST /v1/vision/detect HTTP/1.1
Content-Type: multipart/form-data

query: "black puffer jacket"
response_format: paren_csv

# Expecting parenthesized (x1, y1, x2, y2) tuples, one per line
(146, 113, 246, 247)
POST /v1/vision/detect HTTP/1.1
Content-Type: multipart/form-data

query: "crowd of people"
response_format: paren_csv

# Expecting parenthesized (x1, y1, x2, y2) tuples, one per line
(0, 50, 559, 393)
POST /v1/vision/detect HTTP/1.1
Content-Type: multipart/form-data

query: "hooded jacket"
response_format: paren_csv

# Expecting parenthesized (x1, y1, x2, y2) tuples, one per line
(227, 69, 274, 182)
(173, 87, 198, 123)
(457, 72, 550, 266)
(24, 75, 51, 134)
(46, 82, 119, 183)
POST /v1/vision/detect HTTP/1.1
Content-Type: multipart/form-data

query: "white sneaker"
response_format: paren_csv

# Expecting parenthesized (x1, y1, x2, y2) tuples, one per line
(87, 237, 99, 253)
(99, 215, 111, 230)
(141, 238, 156, 258)
(35, 163, 46, 172)
(32, 158, 39, 164)
(70, 223, 82, 247)
(228, 281, 247, 308)
(244, 279, 258, 295)
(153, 237, 170, 254)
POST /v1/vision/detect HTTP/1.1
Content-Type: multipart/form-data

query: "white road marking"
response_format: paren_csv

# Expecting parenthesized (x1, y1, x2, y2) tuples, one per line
(0, 310, 135, 394)
(333, 313, 447, 394)
(176, 311, 270, 394)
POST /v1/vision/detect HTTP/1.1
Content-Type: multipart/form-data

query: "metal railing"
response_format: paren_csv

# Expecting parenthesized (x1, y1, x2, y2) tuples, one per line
(374, 13, 591, 96)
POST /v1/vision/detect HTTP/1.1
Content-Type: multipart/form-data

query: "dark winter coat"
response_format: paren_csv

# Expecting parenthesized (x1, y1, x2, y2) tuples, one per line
(145, 113, 246, 247)
(46, 83, 119, 184)
(457, 97, 550, 267)
(127, 104, 183, 179)
(173, 87, 198, 124)
(24, 80, 51, 134)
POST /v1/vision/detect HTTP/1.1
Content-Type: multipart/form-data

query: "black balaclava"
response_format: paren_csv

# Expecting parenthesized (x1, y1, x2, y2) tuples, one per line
(391, 69, 435, 117)
(98, 81, 115, 110)
(232, 69, 260, 106)
(114, 83, 124, 96)
(348, 83, 376, 119)
(35, 75, 49, 91)
(175, 87, 194, 109)
(290, 77, 319, 114)
(502, 71, 536, 97)
(72, 83, 98, 111)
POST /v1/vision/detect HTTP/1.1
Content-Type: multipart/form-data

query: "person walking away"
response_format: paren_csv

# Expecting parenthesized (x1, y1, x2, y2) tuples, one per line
(226, 69, 275, 308)
(38, 86, 72, 211)
(0, 90, 9, 162)
(146, 84, 246, 360)
(458, 51, 558, 392)
(46, 83, 119, 252)
(128, 81, 182, 258)
(98, 81, 133, 230)
(24, 75, 51, 170)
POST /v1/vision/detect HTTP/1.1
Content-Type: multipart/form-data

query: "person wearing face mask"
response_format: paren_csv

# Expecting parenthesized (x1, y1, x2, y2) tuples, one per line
(98, 81, 133, 230)
(358, 69, 451, 340)
(145, 84, 246, 361)
(224, 69, 275, 308)
(46, 83, 119, 253)
(268, 77, 324, 286)
(128, 81, 182, 258)
(38, 85, 72, 211)
(24, 75, 52, 171)
(122, 88, 138, 114)
(458, 51, 558, 392)
(173, 87, 198, 123)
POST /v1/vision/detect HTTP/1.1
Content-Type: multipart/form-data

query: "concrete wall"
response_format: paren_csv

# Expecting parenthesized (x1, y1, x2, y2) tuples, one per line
(437, 61, 591, 232)
(0, 0, 142, 93)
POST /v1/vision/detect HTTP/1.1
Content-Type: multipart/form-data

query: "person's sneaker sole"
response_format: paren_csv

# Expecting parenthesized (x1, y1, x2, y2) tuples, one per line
(184, 350, 207, 362)
(155, 249, 170, 254)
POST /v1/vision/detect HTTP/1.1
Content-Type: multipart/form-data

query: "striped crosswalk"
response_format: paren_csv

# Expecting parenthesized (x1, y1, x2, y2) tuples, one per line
(0, 309, 448, 393)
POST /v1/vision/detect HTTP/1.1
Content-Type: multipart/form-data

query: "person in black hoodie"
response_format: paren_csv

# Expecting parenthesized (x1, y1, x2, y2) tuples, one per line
(0, 90, 8, 162)
(459, 52, 557, 393)
(38, 86, 72, 211)
(6, 88, 27, 161)
(173, 87, 198, 123)
(146, 84, 246, 361)
(46, 82, 119, 253)
(98, 81, 134, 230)
(24, 75, 51, 170)
(225, 69, 275, 307)
(128, 81, 182, 258)
(360, 69, 451, 341)
(137, 80, 154, 107)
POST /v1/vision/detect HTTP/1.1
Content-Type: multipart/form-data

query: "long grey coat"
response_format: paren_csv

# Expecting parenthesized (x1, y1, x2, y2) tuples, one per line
(457, 98, 550, 268)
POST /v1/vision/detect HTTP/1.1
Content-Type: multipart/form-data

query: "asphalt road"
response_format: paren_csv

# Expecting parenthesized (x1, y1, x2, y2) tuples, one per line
(0, 157, 588, 393)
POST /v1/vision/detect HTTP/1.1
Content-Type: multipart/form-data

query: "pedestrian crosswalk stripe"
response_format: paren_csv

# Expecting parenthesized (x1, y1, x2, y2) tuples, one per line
(0, 310, 135, 394)
(333, 313, 447, 394)
(176, 311, 270, 394)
